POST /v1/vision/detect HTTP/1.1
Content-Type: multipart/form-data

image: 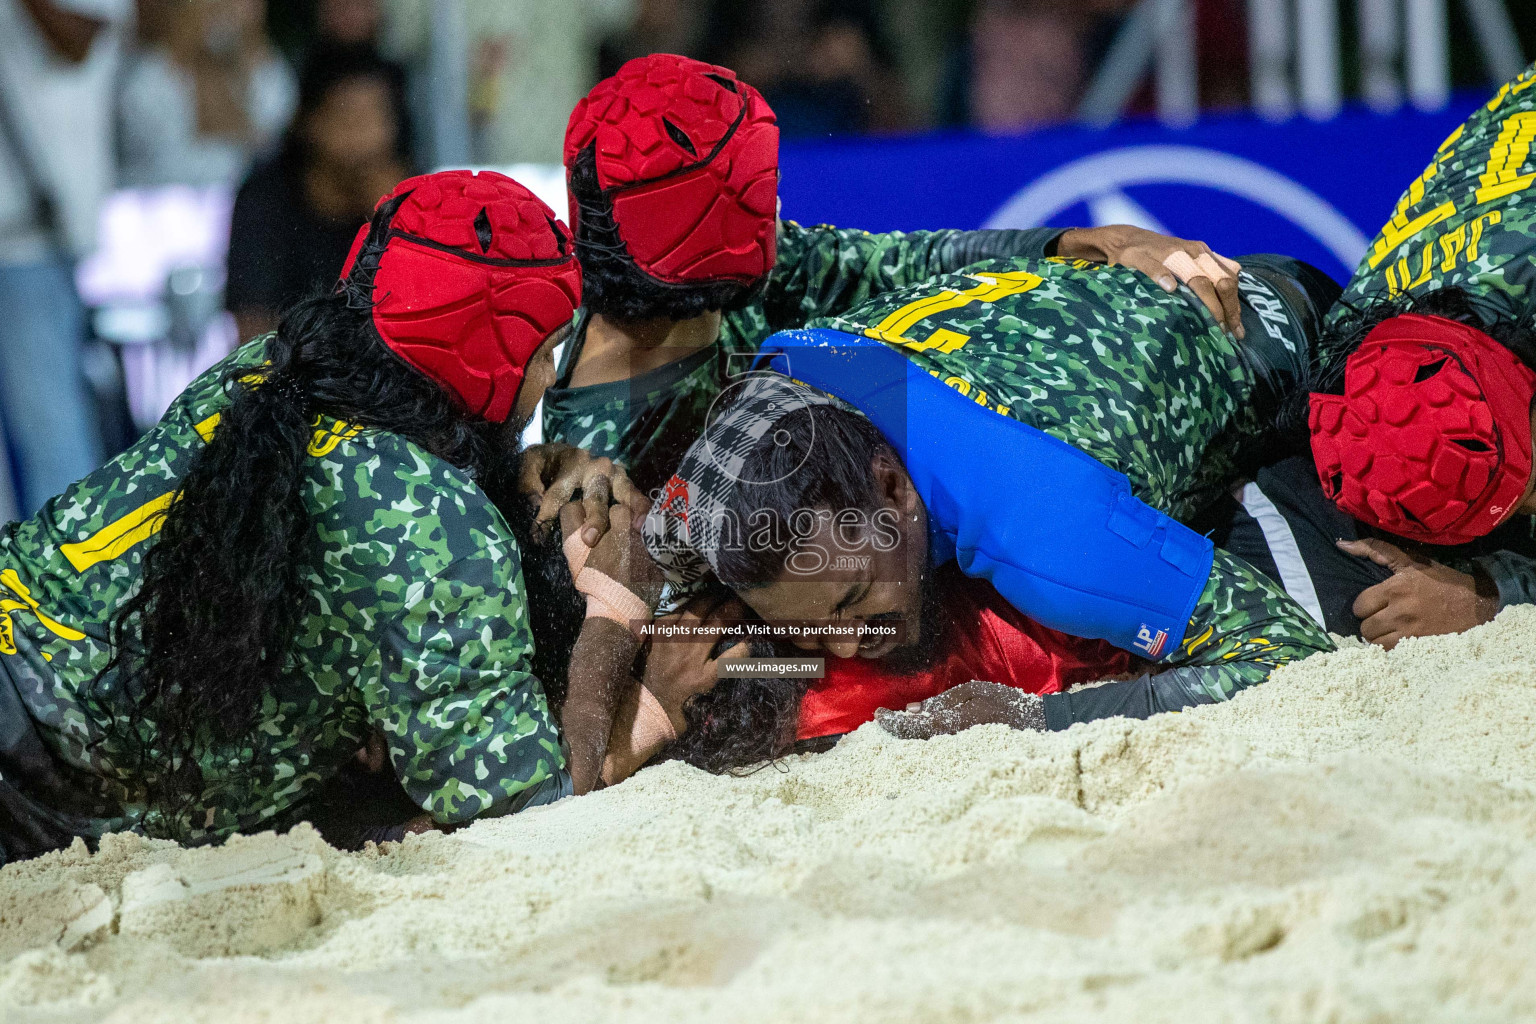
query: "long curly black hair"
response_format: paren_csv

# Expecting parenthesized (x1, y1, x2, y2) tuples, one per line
(487, 483, 583, 709)
(89, 194, 519, 835)
(1276, 285, 1536, 449)
(654, 638, 807, 776)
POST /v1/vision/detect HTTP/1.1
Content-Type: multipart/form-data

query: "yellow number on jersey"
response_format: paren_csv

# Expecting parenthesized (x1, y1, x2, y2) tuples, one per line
(862, 270, 1044, 353)
(1475, 111, 1536, 205)
(1365, 125, 1463, 270)
(1366, 104, 1536, 271)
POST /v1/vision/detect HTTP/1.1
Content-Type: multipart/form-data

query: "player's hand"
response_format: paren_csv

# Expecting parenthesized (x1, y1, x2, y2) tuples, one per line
(561, 490, 665, 612)
(520, 443, 638, 546)
(1338, 538, 1499, 649)
(353, 729, 389, 773)
(1056, 225, 1244, 338)
(643, 594, 751, 730)
(402, 814, 445, 836)
(875, 680, 1046, 739)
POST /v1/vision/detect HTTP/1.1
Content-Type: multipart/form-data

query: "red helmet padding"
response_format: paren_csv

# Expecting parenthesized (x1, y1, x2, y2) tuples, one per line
(1309, 313, 1536, 545)
(564, 54, 779, 286)
(340, 170, 581, 423)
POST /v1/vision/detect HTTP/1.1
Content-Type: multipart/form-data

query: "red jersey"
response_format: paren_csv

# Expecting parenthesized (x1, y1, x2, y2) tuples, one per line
(796, 566, 1132, 739)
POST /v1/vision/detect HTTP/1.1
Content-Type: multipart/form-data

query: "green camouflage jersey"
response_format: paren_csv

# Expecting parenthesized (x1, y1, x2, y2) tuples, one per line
(542, 220, 1062, 495)
(0, 338, 562, 849)
(805, 257, 1335, 723)
(1334, 61, 1536, 610)
(1337, 61, 1536, 314)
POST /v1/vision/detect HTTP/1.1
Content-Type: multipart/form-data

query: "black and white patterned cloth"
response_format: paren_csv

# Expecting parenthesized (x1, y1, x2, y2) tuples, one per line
(643, 372, 847, 592)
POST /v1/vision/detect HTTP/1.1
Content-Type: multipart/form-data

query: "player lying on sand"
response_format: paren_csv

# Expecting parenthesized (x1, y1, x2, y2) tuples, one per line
(547, 236, 1340, 765)
(1205, 292, 1536, 648)
(642, 249, 1341, 739)
(307, 562, 1147, 846)
(1262, 62, 1536, 649)
(330, 60, 1536, 792)
(585, 565, 1142, 782)
(708, 60, 1536, 728)
(0, 171, 675, 864)
(542, 53, 1256, 497)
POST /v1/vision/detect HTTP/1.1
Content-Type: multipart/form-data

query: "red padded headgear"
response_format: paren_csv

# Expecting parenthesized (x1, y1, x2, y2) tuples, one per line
(1309, 314, 1536, 545)
(339, 170, 581, 423)
(564, 54, 779, 286)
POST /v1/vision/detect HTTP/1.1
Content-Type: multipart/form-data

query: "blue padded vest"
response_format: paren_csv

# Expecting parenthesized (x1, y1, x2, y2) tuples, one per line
(755, 329, 1213, 660)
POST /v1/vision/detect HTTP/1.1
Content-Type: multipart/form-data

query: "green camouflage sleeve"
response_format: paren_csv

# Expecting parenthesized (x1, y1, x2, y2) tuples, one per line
(764, 221, 1064, 328)
(1043, 548, 1333, 727)
(1168, 547, 1334, 694)
(364, 551, 565, 824)
(1470, 550, 1536, 609)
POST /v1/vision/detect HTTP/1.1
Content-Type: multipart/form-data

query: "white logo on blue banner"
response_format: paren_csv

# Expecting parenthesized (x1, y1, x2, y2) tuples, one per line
(984, 145, 1370, 273)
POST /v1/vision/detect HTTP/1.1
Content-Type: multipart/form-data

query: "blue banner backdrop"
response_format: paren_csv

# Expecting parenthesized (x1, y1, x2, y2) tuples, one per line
(778, 99, 1482, 282)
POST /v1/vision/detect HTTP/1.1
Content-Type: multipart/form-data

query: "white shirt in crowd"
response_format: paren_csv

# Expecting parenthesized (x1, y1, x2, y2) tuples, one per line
(117, 47, 296, 189)
(0, 0, 131, 262)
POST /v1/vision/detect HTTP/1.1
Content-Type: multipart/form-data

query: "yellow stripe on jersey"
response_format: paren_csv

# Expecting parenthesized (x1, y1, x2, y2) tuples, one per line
(63, 409, 222, 573)
(63, 404, 362, 574)
(1483, 67, 1536, 113)
(1475, 111, 1536, 205)
(867, 270, 1044, 341)
(60, 491, 177, 573)
(194, 412, 221, 442)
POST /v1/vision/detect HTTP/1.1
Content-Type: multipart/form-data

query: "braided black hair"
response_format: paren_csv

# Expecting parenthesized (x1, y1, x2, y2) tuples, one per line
(90, 195, 511, 837)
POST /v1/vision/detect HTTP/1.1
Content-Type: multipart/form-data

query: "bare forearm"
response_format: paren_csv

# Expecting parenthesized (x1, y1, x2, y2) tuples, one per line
(1054, 226, 1121, 263)
(600, 680, 689, 786)
(561, 618, 640, 794)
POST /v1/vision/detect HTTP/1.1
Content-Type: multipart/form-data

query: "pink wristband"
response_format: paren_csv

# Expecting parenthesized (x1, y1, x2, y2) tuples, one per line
(564, 529, 591, 577)
(578, 569, 652, 638)
(564, 530, 651, 638)
(600, 685, 677, 785)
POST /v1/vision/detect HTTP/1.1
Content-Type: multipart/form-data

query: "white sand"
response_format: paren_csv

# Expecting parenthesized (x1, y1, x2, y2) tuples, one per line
(3, 608, 1535, 1023)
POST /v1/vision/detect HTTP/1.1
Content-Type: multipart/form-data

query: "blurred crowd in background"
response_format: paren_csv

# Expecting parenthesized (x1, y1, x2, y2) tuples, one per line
(0, 0, 1534, 520)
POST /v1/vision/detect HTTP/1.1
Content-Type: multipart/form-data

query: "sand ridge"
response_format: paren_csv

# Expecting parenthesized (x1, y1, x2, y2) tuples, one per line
(2, 607, 1535, 1022)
